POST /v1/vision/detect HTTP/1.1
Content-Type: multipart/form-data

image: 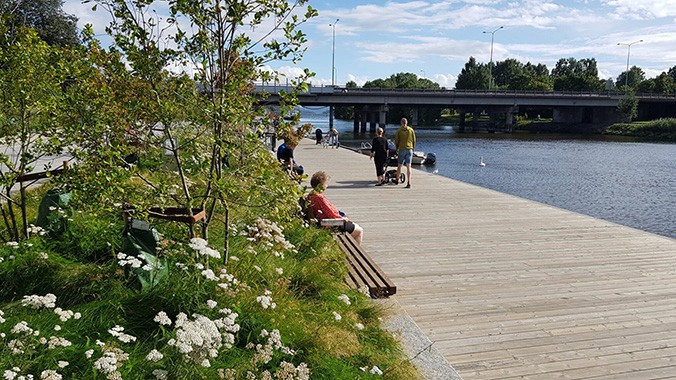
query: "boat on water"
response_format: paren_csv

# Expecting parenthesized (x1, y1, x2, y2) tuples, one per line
(359, 141, 436, 166)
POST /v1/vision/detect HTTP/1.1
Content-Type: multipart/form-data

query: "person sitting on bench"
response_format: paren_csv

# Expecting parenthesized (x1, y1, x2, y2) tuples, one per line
(307, 171, 363, 245)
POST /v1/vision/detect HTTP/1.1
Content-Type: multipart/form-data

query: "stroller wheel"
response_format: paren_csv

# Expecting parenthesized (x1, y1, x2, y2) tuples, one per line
(399, 173, 406, 184)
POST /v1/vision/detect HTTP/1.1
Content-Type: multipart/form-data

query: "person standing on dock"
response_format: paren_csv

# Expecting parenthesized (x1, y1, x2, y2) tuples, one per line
(328, 126, 339, 148)
(394, 117, 415, 188)
(370, 127, 389, 186)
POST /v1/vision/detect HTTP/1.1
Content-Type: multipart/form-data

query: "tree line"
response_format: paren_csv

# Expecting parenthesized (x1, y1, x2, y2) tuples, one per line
(335, 58, 676, 124)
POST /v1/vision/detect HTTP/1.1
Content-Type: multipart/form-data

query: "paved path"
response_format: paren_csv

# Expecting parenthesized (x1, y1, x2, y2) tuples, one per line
(295, 138, 676, 380)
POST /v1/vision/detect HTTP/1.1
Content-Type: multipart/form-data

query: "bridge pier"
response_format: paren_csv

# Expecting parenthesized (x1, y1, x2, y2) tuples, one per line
(411, 108, 419, 126)
(457, 106, 517, 132)
(379, 107, 387, 132)
(353, 105, 388, 134)
(551, 106, 624, 130)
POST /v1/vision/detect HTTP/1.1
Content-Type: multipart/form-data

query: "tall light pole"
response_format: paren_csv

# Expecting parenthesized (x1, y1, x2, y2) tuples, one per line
(329, 19, 339, 128)
(483, 26, 503, 90)
(617, 39, 643, 88)
(330, 19, 339, 86)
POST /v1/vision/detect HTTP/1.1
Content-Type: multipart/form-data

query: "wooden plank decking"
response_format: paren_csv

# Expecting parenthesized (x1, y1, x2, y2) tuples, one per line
(295, 138, 676, 379)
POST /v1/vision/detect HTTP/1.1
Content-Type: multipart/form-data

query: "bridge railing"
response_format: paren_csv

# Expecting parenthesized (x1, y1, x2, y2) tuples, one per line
(253, 83, 676, 100)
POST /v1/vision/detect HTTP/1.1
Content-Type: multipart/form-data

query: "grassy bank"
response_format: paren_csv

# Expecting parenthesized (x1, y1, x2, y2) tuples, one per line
(0, 183, 419, 379)
(603, 118, 676, 141)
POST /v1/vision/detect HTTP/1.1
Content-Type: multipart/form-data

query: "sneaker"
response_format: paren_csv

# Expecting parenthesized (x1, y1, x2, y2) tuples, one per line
(375, 183, 383, 186)
(405, 184, 411, 188)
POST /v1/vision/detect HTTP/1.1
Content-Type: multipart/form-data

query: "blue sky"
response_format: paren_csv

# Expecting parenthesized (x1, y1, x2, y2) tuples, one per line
(63, 0, 676, 88)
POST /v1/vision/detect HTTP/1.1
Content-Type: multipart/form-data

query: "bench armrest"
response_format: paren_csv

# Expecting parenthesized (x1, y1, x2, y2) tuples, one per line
(319, 218, 345, 228)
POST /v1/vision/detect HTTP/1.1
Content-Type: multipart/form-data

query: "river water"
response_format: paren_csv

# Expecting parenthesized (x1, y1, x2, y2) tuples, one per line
(299, 107, 676, 240)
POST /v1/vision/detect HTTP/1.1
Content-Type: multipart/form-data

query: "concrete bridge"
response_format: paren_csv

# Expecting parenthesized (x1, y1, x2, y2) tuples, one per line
(256, 84, 676, 132)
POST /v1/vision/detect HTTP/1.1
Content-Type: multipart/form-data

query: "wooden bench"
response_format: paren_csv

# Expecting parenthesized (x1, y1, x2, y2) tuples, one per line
(300, 196, 396, 298)
(333, 232, 397, 298)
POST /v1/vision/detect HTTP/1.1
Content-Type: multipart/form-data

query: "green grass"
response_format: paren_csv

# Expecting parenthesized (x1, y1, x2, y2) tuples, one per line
(0, 189, 420, 379)
(604, 118, 676, 141)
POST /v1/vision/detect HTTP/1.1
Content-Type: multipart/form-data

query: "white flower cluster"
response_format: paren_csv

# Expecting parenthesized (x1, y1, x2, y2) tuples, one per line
(8, 320, 40, 355)
(201, 268, 219, 281)
(165, 309, 240, 367)
(154, 311, 172, 326)
(332, 312, 342, 322)
(92, 346, 129, 380)
(244, 218, 296, 257)
(45, 336, 72, 349)
(108, 325, 137, 343)
(40, 369, 62, 380)
(21, 293, 57, 309)
(117, 252, 161, 272)
(146, 349, 164, 362)
(152, 369, 168, 379)
(11, 321, 36, 336)
(275, 361, 311, 380)
(53, 308, 81, 322)
(248, 329, 295, 366)
(116, 252, 142, 268)
(27, 224, 46, 237)
(189, 238, 221, 259)
(256, 290, 276, 310)
(337, 294, 351, 305)
(216, 268, 240, 292)
(5, 241, 19, 249)
(360, 366, 384, 375)
(0, 310, 5, 324)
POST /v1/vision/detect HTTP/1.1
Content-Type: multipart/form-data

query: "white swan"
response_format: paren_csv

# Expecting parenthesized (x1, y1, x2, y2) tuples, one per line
(480, 156, 486, 167)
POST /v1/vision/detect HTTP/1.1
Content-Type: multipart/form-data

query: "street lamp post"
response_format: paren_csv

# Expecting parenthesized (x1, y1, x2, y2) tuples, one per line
(330, 19, 339, 86)
(329, 19, 339, 128)
(617, 39, 643, 88)
(483, 26, 503, 90)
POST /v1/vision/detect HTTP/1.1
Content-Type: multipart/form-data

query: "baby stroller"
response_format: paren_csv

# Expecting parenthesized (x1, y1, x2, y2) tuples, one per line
(383, 141, 405, 184)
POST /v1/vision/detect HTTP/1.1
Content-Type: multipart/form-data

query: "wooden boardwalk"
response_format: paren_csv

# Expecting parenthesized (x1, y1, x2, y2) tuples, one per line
(295, 138, 676, 380)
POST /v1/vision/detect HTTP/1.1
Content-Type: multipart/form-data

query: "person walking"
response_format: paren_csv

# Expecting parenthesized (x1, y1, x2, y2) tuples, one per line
(394, 117, 416, 188)
(369, 127, 389, 186)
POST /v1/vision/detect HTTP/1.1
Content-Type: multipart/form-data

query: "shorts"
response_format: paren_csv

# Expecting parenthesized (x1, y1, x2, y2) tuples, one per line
(342, 221, 356, 233)
(397, 149, 413, 165)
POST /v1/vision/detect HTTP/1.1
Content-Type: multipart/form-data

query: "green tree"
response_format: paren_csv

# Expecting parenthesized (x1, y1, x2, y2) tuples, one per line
(493, 58, 525, 89)
(617, 91, 639, 121)
(668, 65, 676, 83)
(455, 56, 489, 90)
(653, 72, 676, 94)
(361, 72, 441, 124)
(0, 0, 79, 47)
(363, 78, 391, 88)
(0, 27, 77, 241)
(616, 66, 645, 90)
(72, 0, 317, 239)
(551, 57, 603, 91)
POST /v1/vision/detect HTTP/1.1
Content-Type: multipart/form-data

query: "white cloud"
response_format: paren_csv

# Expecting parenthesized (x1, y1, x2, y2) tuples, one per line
(603, 0, 676, 19)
